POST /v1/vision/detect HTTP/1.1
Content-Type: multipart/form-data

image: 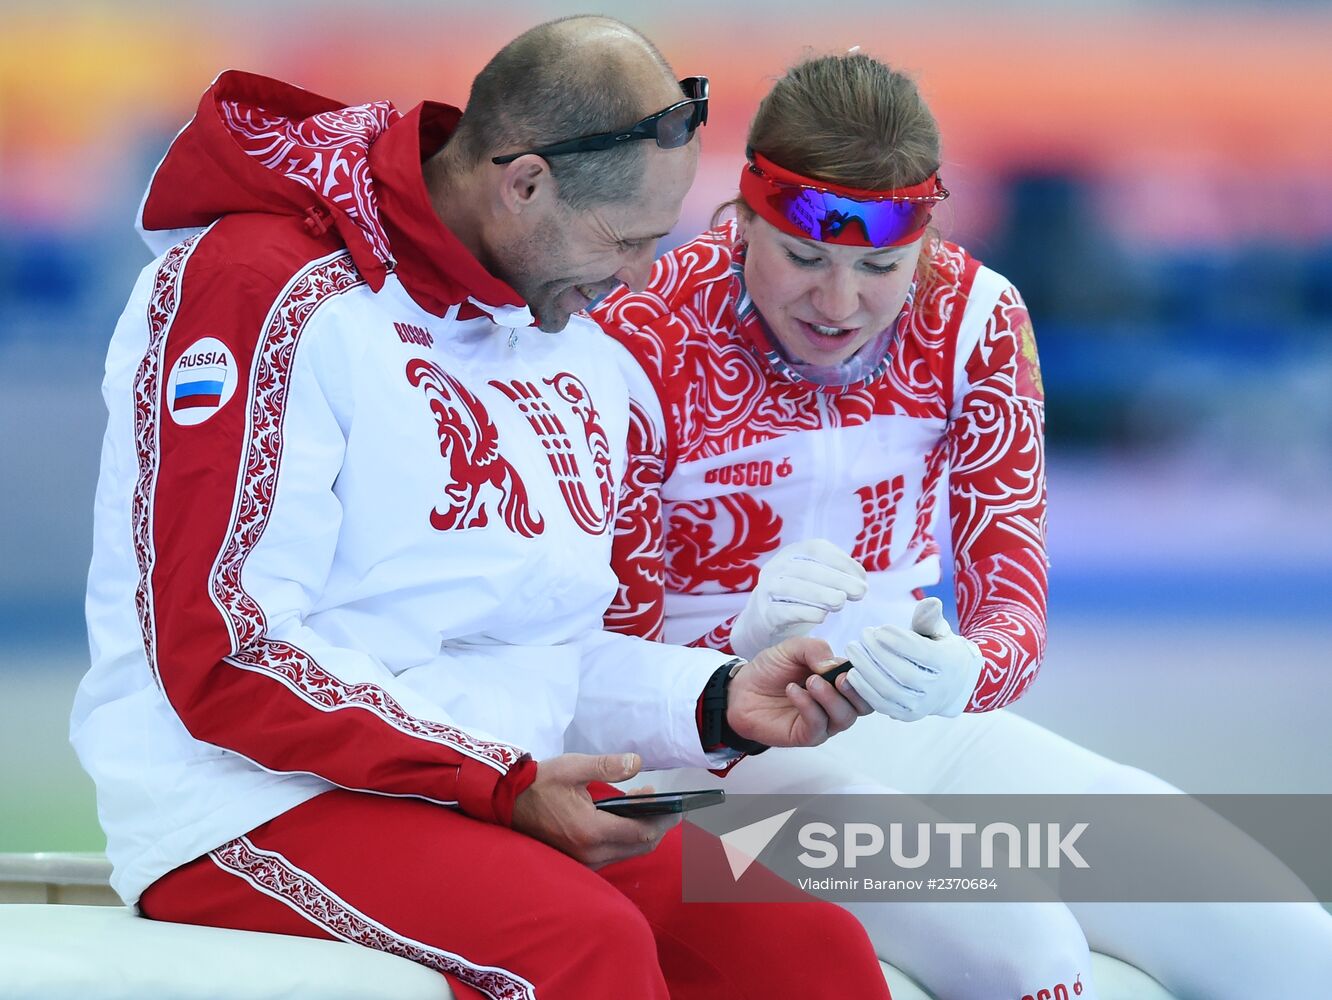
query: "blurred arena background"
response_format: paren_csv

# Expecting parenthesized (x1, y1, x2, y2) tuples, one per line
(2, 0, 1329, 853)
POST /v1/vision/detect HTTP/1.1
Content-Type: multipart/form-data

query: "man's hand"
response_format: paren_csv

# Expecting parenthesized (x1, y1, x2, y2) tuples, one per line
(510, 753, 676, 868)
(843, 597, 984, 722)
(730, 540, 869, 659)
(725, 637, 873, 748)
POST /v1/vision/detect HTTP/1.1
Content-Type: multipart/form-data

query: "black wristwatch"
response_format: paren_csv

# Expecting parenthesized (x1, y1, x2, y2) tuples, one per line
(700, 657, 770, 756)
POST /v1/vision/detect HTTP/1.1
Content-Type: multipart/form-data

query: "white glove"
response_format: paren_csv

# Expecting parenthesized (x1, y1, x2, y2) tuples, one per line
(843, 597, 984, 722)
(730, 539, 869, 659)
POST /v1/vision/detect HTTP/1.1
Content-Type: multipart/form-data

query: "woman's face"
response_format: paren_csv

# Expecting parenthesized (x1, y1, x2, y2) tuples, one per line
(739, 212, 923, 367)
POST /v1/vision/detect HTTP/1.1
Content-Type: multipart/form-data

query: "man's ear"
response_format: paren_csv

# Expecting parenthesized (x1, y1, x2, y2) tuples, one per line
(497, 154, 557, 215)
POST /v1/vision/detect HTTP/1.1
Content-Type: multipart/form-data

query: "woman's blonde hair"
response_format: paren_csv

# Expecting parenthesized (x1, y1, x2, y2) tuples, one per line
(721, 53, 944, 284)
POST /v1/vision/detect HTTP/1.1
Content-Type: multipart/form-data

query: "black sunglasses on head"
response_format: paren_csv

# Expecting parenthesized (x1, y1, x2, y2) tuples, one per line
(491, 77, 709, 165)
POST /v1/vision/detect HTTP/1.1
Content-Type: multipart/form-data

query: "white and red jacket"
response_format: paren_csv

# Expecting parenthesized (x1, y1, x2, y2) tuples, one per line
(595, 222, 1048, 713)
(71, 71, 732, 904)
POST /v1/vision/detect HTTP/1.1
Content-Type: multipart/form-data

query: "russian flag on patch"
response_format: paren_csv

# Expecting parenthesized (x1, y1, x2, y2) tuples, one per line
(173, 364, 227, 410)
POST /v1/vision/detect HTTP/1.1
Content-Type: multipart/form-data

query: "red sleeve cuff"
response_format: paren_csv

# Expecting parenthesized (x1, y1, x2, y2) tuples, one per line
(455, 755, 537, 826)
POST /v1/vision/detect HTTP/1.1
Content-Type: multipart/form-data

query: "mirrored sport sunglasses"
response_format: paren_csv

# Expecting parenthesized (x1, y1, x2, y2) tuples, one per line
(745, 159, 949, 248)
(491, 77, 708, 164)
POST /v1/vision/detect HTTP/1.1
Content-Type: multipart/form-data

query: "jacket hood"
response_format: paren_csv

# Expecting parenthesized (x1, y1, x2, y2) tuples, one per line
(137, 70, 399, 287)
(135, 70, 530, 322)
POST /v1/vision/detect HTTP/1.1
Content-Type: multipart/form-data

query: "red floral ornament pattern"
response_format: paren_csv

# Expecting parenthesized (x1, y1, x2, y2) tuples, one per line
(689, 617, 739, 654)
(604, 399, 668, 640)
(955, 549, 1049, 711)
(211, 837, 537, 1000)
(131, 235, 201, 687)
(215, 253, 367, 650)
(222, 99, 400, 266)
(907, 442, 948, 563)
(226, 641, 525, 771)
(947, 287, 1047, 570)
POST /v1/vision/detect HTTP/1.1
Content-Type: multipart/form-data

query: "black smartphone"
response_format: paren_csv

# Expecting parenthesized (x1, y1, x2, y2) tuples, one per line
(594, 789, 725, 818)
(818, 660, 854, 686)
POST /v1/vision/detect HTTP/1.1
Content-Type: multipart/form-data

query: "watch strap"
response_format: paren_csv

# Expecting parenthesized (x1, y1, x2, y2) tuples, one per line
(702, 657, 770, 756)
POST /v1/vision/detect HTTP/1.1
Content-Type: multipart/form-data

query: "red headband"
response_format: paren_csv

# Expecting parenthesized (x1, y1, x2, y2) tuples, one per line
(739, 151, 946, 248)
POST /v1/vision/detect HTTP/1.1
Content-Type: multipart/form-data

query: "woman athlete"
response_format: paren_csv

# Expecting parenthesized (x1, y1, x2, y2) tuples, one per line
(595, 52, 1331, 999)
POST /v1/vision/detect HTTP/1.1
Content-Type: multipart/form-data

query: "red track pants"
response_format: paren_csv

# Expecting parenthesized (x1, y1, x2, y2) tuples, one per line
(139, 789, 891, 1000)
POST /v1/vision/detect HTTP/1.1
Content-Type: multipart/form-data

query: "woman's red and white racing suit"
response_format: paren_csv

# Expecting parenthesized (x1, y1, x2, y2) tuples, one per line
(595, 221, 1332, 1000)
(596, 221, 1048, 714)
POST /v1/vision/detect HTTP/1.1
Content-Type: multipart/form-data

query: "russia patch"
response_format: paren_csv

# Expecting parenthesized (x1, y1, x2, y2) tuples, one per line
(167, 337, 239, 425)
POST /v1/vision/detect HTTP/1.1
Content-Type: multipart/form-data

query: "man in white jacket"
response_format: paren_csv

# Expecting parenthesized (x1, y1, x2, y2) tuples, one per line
(71, 16, 890, 1000)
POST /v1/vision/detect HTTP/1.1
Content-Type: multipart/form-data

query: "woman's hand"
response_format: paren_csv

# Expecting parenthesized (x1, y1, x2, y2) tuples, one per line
(843, 597, 984, 721)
